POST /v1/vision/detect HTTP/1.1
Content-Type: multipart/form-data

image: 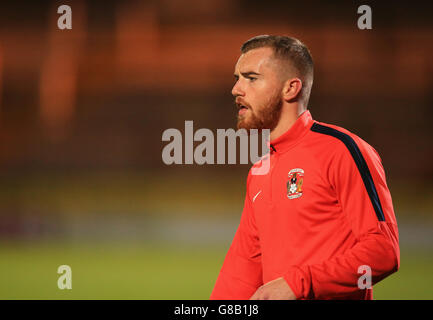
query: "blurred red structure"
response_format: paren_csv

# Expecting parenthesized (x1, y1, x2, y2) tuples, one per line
(0, 0, 431, 182)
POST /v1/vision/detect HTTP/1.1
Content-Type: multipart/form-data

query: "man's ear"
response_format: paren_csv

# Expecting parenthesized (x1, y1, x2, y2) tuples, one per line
(282, 78, 303, 102)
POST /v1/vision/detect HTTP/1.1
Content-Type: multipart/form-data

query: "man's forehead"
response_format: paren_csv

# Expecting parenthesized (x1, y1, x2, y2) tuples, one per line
(234, 47, 275, 73)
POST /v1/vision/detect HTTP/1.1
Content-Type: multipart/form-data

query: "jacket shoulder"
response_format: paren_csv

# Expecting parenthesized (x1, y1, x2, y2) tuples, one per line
(309, 121, 381, 160)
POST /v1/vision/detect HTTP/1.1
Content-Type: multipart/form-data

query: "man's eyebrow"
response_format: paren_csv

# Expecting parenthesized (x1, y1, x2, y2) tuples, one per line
(241, 71, 260, 77)
(234, 71, 260, 79)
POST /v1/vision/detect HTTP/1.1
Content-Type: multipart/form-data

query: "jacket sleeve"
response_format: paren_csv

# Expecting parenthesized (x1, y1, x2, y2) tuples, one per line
(283, 140, 400, 299)
(210, 172, 263, 299)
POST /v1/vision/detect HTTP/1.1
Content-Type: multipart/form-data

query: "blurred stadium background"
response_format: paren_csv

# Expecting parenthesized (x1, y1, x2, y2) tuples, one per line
(0, 0, 432, 299)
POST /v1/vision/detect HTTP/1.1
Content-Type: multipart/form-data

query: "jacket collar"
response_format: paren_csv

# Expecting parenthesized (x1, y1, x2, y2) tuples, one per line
(269, 110, 314, 154)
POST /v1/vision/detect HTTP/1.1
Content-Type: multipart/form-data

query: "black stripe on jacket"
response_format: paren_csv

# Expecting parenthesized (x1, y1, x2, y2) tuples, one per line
(311, 122, 386, 221)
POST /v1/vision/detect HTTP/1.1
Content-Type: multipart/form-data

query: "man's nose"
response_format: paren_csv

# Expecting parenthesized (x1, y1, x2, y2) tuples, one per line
(231, 80, 245, 97)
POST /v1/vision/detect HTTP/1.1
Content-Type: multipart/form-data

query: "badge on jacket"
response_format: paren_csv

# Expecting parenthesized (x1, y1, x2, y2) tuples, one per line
(287, 168, 304, 199)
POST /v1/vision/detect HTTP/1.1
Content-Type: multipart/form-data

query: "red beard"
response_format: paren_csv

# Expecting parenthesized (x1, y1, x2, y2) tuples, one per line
(237, 94, 283, 132)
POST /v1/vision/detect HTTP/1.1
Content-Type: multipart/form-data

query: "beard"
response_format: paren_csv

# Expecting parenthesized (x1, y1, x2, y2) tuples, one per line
(236, 93, 283, 132)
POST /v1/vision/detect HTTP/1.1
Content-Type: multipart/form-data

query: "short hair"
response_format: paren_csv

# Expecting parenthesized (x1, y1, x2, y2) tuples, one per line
(241, 35, 314, 107)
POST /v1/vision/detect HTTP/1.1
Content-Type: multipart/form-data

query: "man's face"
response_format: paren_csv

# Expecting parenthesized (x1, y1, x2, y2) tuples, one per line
(232, 47, 284, 131)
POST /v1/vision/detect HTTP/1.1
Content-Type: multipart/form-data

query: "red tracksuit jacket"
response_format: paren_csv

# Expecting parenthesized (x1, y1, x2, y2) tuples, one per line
(210, 110, 399, 300)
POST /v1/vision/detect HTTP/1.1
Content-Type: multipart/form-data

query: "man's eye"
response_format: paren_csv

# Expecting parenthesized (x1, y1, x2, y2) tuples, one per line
(248, 77, 257, 82)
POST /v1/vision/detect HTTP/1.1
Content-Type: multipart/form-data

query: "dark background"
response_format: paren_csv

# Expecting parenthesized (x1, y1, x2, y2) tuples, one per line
(0, 0, 432, 299)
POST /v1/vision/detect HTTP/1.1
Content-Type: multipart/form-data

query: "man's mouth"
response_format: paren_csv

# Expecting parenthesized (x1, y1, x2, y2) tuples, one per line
(238, 105, 248, 115)
(236, 101, 250, 116)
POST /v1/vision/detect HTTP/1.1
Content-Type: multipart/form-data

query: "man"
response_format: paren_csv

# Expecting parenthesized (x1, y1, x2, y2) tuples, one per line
(210, 35, 399, 300)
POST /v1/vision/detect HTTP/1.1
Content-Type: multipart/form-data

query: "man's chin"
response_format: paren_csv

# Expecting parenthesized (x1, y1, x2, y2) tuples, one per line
(236, 118, 252, 131)
(237, 120, 261, 134)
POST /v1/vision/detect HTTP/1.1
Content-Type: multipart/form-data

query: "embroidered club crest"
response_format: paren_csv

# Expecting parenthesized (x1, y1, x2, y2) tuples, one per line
(287, 168, 304, 199)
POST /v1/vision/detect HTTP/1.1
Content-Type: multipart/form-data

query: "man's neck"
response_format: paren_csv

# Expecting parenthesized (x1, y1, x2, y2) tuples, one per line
(270, 105, 305, 141)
